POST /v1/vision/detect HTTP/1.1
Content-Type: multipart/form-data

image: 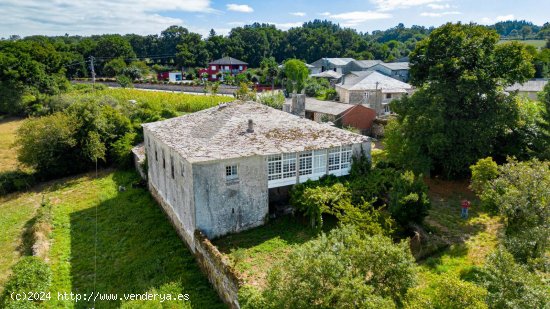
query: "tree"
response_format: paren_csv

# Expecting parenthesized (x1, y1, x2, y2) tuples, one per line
(469, 157, 499, 195)
(389, 23, 534, 178)
(476, 159, 549, 264)
(103, 57, 127, 77)
(539, 82, 550, 158)
(282, 59, 309, 94)
(244, 226, 416, 308)
(92, 35, 136, 75)
(521, 25, 532, 40)
(16, 113, 78, 178)
(388, 171, 430, 226)
(477, 248, 548, 308)
(260, 57, 279, 91)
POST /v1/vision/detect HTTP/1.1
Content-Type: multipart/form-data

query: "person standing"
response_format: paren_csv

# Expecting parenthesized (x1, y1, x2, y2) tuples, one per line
(461, 199, 471, 219)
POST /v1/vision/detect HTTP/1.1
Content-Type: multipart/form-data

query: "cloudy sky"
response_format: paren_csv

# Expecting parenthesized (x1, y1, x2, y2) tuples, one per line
(0, 0, 548, 38)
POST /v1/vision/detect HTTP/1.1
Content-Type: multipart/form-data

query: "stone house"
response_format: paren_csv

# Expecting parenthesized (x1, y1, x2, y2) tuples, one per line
(335, 71, 413, 116)
(505, 79, 548, 100)
(369, 62, 410, 82)
(142, 101, 370, 243)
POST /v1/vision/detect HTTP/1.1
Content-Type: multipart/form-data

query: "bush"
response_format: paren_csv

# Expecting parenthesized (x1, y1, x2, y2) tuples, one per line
(257, 226, 416, 308)
(116, 75, 133, 88)
(388, 171, 430, 226)
(110, 132, 138, 168)
(476, 248, 549, 308)
(469, 157, 499, 196)
(477, 159, 550, 264)
(404, 275, 488, 309)
(1, 257, 52, 308)
(0, 170, 36, 196)
(257, 91, 285, 109)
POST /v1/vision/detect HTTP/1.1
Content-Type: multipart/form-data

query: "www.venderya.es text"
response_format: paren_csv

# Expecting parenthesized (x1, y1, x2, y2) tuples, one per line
(11, 291, 190, 303)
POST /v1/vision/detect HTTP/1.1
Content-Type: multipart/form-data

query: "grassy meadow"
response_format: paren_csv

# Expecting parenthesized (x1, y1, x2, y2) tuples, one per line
(0, 170, 225, 308)
(0, 117, 24, 173)
(499, 39, 547, 49)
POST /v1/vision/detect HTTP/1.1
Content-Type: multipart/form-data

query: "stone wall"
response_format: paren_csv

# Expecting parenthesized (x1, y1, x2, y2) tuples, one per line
(194, 230, 242, 309)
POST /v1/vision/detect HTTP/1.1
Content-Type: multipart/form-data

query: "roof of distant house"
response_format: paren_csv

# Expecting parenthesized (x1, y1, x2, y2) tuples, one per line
(337, 71, 412, 92)
(375, 62, 410, 71)
(505, 79, 548, 92)
(354, 60, 383, 69)
(209, 56, 248, 65)
(143, 101, 368, 163)
(310, 58, 356, 67)
(310, 70, 343, 79)
(300, 98, 370, 116)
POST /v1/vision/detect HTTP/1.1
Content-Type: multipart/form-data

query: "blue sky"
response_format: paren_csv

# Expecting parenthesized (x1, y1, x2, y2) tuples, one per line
(0, 0, 548, 38)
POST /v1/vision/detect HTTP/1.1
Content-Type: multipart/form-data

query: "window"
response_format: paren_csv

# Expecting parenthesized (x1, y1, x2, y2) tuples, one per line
(384, 104, 391, 114)
(267, 155, 282, 180)
(155, 148, 158, 161)
(328, 147, 341, 171)
(385, 93, 391, 99)
(211, 74, 216, 79)
(226, 165, 238, 181)
(282, 153, 297, 178)
(239, 65, 243, 70)
(299, 151, 313, 176)
(181, 162, 185, 177)
(225, 66, 230, 70)
(313, 150, 327, 174)
(170, 156, 175, 178)
(162, 150, 166, 169)
(341, 145, 353, 169)
(211, 65, 216, 70)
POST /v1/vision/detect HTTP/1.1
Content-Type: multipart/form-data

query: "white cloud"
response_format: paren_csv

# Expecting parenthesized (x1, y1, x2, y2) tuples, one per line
(480, 14, 514, 25)
(420, 11, 461, 17)
(0, 0, 214, 37)
(328, 11, 392, 26)
(226, 4, 254, 13)
(370, 0, 443, 11)
(319, 12, 331, 16)
(265, 22, 303, 30)
(427, 3, 451, 9)
(290, 12, 306, 17)
(227, 21, 246, 26)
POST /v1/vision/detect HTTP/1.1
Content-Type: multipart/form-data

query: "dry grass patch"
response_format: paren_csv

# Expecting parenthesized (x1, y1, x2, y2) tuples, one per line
(0, 117, 24, 173)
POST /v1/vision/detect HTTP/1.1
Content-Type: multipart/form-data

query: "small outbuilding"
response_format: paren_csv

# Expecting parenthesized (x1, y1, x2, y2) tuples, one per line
(301, 98, 377, 134)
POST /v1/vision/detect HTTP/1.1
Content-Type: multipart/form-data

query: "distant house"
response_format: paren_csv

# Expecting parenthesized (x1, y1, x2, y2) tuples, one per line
(198, 56, 248, 81)
(369, 62, 410, 82)
(309, 58, 365, 75)
(336, 71, 413, 116)
(505, 79, 548, 100)
(300, 97, 377, 133)
(158, 71, 183, 82)
(142, 101, 370, 240)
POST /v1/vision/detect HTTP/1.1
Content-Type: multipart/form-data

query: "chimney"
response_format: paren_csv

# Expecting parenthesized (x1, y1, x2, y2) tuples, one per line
(247, 119, 254, 133)
(291, 93, 305, 118)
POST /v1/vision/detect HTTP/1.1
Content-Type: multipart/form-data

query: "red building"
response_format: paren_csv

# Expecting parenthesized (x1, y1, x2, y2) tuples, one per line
(198, 56, 248, 81)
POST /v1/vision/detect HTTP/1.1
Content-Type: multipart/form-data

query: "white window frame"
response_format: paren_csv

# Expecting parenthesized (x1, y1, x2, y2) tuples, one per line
(298, 151, 313, 176)
(282, 153, 297, 179)
(267, 154, 282, 181)
(225, 165, 238, 181)
(313, 150, 327, 175)
(211, 65, 216, 70)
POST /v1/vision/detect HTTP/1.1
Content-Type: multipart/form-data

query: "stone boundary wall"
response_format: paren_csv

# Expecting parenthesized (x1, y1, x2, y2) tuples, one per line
(147, 179, 242, 308)
(194, 230, 242, 309)
(72, 80, 238, 95)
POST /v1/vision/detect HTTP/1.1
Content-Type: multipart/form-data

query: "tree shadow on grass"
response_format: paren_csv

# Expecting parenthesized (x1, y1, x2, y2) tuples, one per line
(69, 170, 225, 309)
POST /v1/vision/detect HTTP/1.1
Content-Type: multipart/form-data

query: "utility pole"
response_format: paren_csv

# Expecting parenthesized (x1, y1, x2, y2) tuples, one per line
(89, 56, 96, 91)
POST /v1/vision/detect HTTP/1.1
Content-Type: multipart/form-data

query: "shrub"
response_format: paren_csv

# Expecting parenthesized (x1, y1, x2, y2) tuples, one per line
(1, 257, 52, 308)
(257, 91, 285, 109)
(388, 171, 430, 226)
(469, 157, 499, 196)
(0, 170, 36, 196)
(404, 275, 488, 309)
(477, 159, 550, 264)
(110, 132, 137, 168)
(476, 248, 549, 308)
(116, 75, 134, 88)
(258, 226, 416, 308)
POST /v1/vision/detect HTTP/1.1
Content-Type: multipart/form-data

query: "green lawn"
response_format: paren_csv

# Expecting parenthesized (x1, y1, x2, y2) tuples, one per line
(418, 178, 501, 286)
(0, 170, 225, 308)
(213, 215, 336, 288)
(499, 39, 547, 49)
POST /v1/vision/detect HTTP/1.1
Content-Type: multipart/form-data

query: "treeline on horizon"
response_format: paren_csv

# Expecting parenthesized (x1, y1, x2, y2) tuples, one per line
(2, 19, 549, 77)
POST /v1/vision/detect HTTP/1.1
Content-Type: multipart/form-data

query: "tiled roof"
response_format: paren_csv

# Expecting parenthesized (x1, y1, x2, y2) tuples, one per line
(337, 71, 412, 91)
(143, 101, 368, 163)
(209, 56, 248, 65)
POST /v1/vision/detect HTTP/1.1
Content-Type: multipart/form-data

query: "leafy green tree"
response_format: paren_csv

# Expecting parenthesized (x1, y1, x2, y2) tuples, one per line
(477, 248, 549, 308)
(282, 59, 309, 94)
(521, 25, 532, 39)
(92, 35, 136, 75)
(246, 226, 416, 308)
(176, 32, 210, 68)
(477, 159, 549, 264)
(469, 157, 499, 195)
(390, 23, 534, 178)
(103, 57, 127, 77)
(388, 171, 430, 226)
(260, 57, 279, 90)
(16, 113, 78, 177)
